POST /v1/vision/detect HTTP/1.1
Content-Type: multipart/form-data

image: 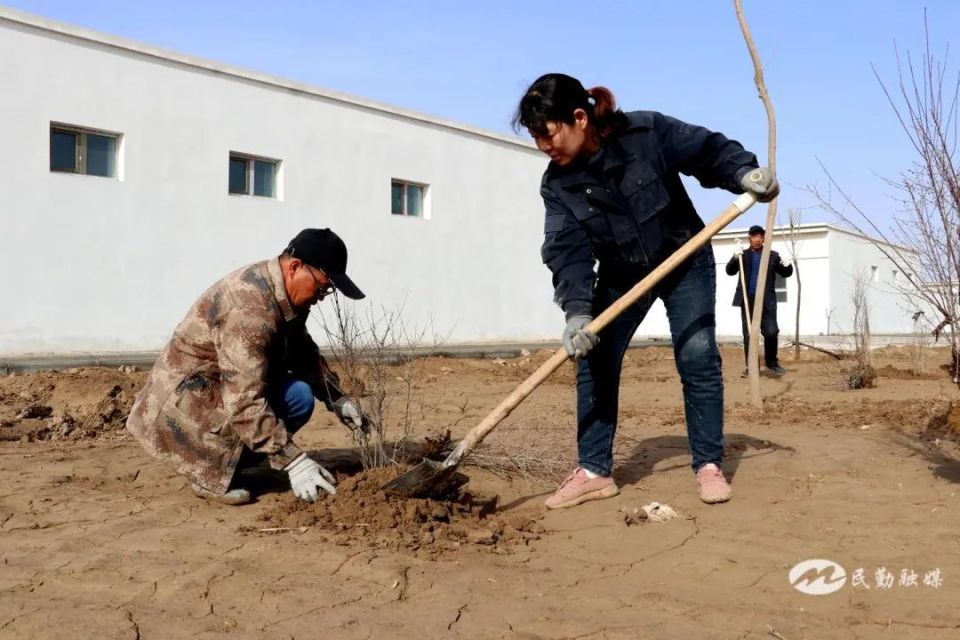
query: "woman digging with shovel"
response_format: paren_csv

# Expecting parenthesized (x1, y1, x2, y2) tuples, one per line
(513, 73, 778, 509)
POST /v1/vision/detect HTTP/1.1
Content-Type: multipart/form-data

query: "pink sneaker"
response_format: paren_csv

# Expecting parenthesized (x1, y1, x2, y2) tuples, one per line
(696, 463, 732, 504)
(545, 468, 619, 510)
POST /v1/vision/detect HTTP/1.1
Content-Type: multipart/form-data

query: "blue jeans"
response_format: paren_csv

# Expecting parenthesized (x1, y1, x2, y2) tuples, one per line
(577, 246, 724, 476)
(232, 378, 315, 481)
(268, 378, 315, 432)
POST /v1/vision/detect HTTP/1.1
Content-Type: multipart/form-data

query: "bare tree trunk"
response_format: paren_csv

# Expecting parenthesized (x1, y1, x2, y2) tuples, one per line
(794, 260, 802, 360)
(734, 0, 779, 408)
(787, 208, 803, 361)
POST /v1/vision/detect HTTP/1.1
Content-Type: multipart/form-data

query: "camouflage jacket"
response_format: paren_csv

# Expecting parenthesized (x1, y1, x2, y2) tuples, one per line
(127, 258, 344, 494)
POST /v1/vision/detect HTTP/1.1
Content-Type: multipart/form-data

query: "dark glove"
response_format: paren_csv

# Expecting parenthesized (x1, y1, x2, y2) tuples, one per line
(562, 315, 599, 359)
(333, 397, 370, 434)
(739, 167, 780, 203)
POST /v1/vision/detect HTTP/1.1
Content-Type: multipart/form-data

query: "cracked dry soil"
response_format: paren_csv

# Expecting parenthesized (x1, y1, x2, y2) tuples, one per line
(2, 346, 960, 639)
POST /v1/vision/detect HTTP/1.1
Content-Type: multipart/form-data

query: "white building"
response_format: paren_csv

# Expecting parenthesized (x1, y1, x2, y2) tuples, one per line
(0, 9, 919, 358)
(0, 8, 554, 356)
(634, 223, 921, 341)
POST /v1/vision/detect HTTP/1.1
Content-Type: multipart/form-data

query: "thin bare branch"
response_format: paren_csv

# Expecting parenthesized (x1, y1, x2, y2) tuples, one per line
(807, 12, 960, 384)
(734, 0, 780, 407)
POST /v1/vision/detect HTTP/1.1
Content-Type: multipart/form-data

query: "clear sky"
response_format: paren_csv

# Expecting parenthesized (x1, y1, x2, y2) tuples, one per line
(6, 0, 957, 232)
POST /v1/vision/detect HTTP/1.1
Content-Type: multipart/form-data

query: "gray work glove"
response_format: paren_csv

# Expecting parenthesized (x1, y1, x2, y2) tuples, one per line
(333, 397, 369, 434)
(285, 453, 336, 501)
(562, 315, 599, 359)
(739, 167, 780, 203)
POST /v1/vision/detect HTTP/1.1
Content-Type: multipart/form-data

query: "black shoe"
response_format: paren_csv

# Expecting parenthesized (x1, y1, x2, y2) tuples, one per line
(767, 365, 788, 376)
(740, 368, 749, 378)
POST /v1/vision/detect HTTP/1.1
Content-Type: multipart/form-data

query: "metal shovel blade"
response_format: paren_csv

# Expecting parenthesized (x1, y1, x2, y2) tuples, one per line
(381, 458, 453, 498)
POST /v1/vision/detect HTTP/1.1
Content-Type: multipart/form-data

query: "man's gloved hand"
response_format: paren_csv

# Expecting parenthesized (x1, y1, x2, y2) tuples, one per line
(285, 452, 336, 501)
(333, 397, 369, 433)
(739, 167, 780, 203)
(562, 315, 599, 359)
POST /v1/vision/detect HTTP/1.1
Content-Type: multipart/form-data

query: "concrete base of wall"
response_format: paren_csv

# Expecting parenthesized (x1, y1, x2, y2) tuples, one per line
(0, 334, 938, 373)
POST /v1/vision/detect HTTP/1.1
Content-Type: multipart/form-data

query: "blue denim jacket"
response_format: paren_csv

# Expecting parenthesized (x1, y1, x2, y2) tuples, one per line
(539, 110, 758, 318)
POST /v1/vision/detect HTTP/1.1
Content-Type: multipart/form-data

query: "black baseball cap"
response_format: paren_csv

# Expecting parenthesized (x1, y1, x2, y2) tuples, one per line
(284, 229, 365, 300)
(748, 225, 765, 236)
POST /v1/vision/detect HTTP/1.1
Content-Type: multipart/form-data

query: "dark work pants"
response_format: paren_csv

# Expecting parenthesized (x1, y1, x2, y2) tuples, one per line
(576, 246, 724, 476)
(233, 378, 315, 476)
(740, 294, 780, 368)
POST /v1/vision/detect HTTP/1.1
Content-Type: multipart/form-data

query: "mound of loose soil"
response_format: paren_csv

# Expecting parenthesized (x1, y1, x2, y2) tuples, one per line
(257, 465, 543, 556)
(874, 364, 941, 380)
(729, 397, 951, 433)
(0, 368, 144, 442)
(925, 401, 960, 441)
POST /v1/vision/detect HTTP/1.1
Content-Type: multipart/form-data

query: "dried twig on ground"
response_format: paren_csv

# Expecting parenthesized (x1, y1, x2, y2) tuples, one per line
(788, 341, 845, 360)
(465, 424, 573, 485)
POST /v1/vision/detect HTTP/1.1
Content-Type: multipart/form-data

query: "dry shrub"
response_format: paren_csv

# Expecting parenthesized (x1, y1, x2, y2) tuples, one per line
(314, 296, 455, 470)
(843, 271, 877, 390)
(847, 364, 878, 390)
(467, 423, 573, 485)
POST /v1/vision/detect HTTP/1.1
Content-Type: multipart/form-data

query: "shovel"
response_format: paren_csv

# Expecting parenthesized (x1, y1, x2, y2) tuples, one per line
(736, 239, 752, 336)
(384, 193, 758, 497)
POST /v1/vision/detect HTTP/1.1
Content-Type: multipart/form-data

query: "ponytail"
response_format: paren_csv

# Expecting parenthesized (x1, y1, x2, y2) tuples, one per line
(586, 86, 627, 140)
(513, 73, 627, 141)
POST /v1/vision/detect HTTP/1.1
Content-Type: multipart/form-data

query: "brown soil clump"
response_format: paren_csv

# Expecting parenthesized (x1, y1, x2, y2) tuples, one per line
(874, 364, 941, 380)
(925, 400, 960, 441)
(257, 465, 543, 556)
(0, 367, 144, 442)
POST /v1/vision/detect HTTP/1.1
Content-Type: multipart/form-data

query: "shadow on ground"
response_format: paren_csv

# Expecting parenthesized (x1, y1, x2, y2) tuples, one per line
(614, 432, 795, 487)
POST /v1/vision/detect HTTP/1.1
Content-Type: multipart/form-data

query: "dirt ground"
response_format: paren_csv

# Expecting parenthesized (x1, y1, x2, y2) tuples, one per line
(2, 345, 960, 639)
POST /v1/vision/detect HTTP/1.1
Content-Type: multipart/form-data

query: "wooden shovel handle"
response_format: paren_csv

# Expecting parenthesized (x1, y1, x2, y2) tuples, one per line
(737, 252, 752, 336)
(442, 193, 758, 469)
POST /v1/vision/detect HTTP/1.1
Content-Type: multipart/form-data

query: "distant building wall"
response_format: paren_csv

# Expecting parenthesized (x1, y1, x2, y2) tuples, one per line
(0, 12, 559, 355)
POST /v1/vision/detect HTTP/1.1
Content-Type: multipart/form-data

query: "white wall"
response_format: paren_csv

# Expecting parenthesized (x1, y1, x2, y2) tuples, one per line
(827, 231, 918, 334)
(632, 225, 923, 340)
(0, 16, 560, 355)
(634, 227, 833, 339)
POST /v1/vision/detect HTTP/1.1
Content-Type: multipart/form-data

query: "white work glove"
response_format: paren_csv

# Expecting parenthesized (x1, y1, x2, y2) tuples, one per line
(333, 397, 369, 433)
(739, 167, 780, 203)
(284, 453, 336, 501)
(562, 315, 599, 359)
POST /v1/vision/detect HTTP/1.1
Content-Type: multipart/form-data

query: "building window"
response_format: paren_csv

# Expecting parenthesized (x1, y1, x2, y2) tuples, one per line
(50, 124, 119, 178)
(775, 273, 788, 303)
(871, 265, 879, 282)
(391, 180, 426, 217)
(229, 153, 278, 198)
